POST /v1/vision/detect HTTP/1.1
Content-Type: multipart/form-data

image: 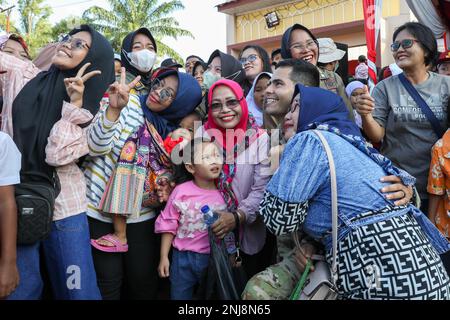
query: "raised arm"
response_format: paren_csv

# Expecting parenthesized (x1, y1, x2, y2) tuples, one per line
(45, 102, 93, 166)
(355, 85, 386, 143)
(87, 67, 141, 156)
(0, 52, 41, 136)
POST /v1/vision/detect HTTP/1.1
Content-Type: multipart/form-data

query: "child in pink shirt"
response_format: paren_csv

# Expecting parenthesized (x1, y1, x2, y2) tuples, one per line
(155, 138, 226, 300)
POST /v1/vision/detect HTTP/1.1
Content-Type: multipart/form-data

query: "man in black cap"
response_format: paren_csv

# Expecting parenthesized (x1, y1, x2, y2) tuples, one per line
(160, 58, 182, 71)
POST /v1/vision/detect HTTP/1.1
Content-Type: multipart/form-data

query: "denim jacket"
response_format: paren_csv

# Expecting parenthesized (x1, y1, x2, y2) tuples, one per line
(261, 130, 450, 254)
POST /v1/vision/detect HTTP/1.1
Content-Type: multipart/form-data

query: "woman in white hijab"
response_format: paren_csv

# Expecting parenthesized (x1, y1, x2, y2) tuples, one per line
(245, 72, 272, 127)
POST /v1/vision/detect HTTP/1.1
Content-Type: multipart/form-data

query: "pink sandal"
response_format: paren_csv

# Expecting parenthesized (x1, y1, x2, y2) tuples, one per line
(91, 234, 128, 253)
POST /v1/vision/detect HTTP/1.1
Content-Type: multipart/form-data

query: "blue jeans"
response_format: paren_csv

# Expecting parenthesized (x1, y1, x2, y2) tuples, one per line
(8, 213, 101, 300)
(170, 249, 209, 300)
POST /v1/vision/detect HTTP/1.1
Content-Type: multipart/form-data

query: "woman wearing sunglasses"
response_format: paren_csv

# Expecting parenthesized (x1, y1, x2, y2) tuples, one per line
(85, 67, 201, 299)
(355, 22, 450, 220)
(195, 79, 273, 281)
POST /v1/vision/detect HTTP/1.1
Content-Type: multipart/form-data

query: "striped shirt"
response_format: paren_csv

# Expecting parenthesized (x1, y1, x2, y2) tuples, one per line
(83, 94, 155, 223)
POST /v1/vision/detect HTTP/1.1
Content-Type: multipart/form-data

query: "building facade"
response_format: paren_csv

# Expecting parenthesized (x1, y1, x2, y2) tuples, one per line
(217, 0, 416, 69)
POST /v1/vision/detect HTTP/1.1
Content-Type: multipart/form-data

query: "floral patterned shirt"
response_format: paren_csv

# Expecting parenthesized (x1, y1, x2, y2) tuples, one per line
(427, 129, 450, 238)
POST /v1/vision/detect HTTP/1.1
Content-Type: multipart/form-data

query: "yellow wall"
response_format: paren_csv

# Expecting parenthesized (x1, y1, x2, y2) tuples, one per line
(235, 0, 400, 44)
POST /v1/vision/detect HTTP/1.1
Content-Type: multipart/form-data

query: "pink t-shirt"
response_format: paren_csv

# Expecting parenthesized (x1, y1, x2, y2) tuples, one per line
(155, 180, 226, 254)
(355, 62, 368, 79)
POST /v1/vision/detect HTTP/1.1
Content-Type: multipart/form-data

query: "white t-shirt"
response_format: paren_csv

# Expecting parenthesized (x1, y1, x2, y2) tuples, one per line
(0, 132, 21, 186)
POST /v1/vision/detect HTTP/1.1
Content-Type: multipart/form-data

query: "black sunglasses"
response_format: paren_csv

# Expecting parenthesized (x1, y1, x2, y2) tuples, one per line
(390, 39, 419, 52)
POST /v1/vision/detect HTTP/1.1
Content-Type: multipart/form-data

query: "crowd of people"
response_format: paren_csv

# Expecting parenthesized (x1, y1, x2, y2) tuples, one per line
(0, 20, 449, 300)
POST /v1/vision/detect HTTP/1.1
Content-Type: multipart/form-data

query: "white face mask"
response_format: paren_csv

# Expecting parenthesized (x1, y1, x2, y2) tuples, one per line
(127, 49, 156, 73)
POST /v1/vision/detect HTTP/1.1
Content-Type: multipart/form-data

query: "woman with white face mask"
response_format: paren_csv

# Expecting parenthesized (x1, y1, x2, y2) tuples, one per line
(120, 28, 158, 96)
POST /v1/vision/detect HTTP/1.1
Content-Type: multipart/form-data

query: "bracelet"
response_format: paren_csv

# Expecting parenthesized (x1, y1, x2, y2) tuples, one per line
(236, 209, 245, 223)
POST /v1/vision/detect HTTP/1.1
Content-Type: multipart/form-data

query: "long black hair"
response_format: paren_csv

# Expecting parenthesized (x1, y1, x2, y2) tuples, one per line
(238, 45, 272, 75)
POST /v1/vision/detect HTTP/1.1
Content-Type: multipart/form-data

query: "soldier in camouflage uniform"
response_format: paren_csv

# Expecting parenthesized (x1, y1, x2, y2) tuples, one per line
(318, 67, 354, 121)
(242, 232, 319, 300)
(242, 233, 300, 300)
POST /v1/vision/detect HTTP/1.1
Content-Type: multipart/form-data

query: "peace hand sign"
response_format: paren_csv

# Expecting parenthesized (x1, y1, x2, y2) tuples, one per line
(109, 67, 141, 111)
(64, 62, 101, 108)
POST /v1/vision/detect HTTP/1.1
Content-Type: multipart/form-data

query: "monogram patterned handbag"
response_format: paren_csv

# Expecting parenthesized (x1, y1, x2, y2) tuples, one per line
(294, 130, 339, 300)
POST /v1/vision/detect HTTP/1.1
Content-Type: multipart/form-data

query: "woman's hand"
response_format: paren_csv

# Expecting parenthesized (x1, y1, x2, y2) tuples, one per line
(354, 86, 375, 117)
(107, 67, 141, 119)
(293, 241, 317, 273)
(64, 62, 101, 108)
(380, 175, 413, 206)
(212, 211, 236, 239)
(156, 178, 176, 203)
(0, 260, 19, 299)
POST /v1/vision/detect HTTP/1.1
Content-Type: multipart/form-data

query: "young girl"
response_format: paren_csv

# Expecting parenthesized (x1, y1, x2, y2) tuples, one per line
(246, 72, 271, 127)
(345, 80, 365, 129)
(155, 138, 226, 300)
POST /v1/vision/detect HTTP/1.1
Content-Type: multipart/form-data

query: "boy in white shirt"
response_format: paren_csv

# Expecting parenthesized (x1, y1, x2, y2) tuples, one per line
(0, 132, 21, 298)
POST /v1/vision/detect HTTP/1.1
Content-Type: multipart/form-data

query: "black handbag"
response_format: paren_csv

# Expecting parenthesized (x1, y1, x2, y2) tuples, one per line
(197, 216, 247, 300)
(15, 171, 60, 245)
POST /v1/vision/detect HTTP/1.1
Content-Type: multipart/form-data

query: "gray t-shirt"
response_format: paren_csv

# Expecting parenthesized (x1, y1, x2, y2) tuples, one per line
(372, 72, 450, 199)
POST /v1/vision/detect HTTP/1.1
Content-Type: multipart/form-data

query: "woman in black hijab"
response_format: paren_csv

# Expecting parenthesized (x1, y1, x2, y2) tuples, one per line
(120, 27, 158, 96)
(204, 49, 248, 95)
(8, 25, 114, 300)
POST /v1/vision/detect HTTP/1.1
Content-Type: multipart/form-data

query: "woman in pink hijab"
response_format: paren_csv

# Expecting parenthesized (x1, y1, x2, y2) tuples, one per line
(196, 79, 276, 280)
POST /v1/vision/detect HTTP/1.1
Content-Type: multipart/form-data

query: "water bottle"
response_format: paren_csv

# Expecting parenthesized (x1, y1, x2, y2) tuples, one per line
(201, 205, 218, 226)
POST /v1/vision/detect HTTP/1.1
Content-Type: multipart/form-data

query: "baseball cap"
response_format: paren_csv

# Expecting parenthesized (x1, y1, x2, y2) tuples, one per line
(161, 58, 182, 69)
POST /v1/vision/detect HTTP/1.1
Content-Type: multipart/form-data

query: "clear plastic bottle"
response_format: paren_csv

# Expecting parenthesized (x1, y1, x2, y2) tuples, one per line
(201, 205, 218, 226)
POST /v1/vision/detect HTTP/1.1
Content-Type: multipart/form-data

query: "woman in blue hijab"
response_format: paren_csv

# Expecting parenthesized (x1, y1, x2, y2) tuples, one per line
(259, 84, 450, 299)
(92, 68, 202, 248)
(140, 67, 202, 139)
(85, 67, 201, 299)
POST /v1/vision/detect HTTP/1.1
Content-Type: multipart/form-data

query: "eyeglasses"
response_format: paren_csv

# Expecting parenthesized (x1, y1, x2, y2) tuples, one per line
(288, 99, 300, 114)
(150, 78, 175, 102)
(239, 54, 259, 66)
(60, 34, 90, 51)
(290, 40, 317, 52)
(210, 98, 242, 113)
(390, 39, 420, 52)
